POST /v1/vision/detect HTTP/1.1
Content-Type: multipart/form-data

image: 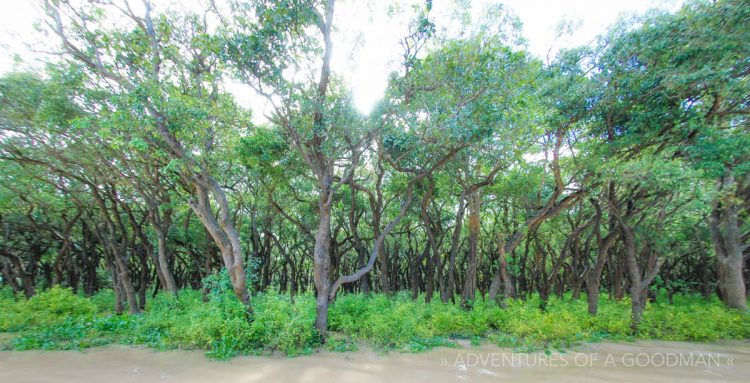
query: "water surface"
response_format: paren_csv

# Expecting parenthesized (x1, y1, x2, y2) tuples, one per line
(1, 340, 748, 382)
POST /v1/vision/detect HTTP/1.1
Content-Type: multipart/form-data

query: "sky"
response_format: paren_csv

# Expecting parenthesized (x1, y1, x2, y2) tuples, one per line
(0, 0, 685, 118)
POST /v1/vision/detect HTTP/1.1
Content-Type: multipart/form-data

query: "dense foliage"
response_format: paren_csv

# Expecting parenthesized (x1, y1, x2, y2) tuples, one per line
(1, 287, 747, 359)
(0, 0, 748, 356)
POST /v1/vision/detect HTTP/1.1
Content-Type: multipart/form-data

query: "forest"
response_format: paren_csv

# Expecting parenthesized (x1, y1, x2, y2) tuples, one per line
(0, 0, 748, 358)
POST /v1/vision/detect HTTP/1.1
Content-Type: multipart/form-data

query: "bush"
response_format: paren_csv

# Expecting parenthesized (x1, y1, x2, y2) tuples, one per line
(1, 287, 747, 358)
(488, 297, 587, 350)
(0, 286, 96, 332)
(0, 287, 123, 350)
(0, 287, 21, 332)
(24, 287, 97, 322)
(129, 290, 320, 359)
(89, 289, 117, 313)
(587, 296, 632, 337)
(638, 295, 750, 341)
(0, 286, 15, 301)
(247, 292, 320, 356)
(328, 293, 495, 351)
(131, 289, 252, 358)
(329, 293, 444, 350)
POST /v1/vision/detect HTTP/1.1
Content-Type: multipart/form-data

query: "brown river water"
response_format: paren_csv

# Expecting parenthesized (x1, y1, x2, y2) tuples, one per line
(1, 340, 748, 382)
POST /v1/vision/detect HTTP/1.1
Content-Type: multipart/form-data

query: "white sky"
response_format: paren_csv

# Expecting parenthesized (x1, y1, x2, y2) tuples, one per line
(0, 0, 684, 117)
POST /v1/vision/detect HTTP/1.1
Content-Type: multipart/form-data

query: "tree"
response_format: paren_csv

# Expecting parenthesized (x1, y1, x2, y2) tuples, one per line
(41, 0, 254, 311)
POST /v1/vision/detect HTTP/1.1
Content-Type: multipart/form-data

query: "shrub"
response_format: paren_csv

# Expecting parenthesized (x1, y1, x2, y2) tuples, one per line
(0, 286, 15, 301)
(329, 293, 445, 350)
(247, 292, 320, 356)
(89, 289, 117, 313)
(129, 290, 320, 358)
(131, 289, 253, 358)
(587, 296, 632, 338)
(24, 286, 97, 323)
(1, 287, 747, 358)
(0, 286, 96, 332)
(0, 288, 21, 332)
(638, 295, 750, 341)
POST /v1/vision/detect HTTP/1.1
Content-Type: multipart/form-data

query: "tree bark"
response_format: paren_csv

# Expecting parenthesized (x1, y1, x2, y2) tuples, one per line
(149, 205, 178, 296)
(489, 232, 515, 306)
(709, 174, 747, 311)
(445, 195, 467, 303)
(313, 179, 333, 334)
(461, 189, 481, 306)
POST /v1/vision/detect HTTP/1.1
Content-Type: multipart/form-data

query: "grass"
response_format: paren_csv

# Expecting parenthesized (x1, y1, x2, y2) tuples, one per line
(1, 286, 748, 359)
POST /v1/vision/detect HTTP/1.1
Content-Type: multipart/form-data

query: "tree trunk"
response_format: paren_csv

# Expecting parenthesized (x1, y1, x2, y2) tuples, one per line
(91, 187, 140, 314)
(489, 232, 515, 307)
(445, 196, 467, 303)
(149, 205, 178, 296)
(421, 179, 439, 303)
(709, 174, 747, 311)
(188, 183, 251, 313)
(587, 230, 618, 315)
(615, 201, 663, 333)
(461, 190, 481, 306)
(313, 184, 333, 334)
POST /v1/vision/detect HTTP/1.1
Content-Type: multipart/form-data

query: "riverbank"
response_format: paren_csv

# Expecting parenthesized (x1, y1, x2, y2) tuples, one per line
(1, 340, 748, 382)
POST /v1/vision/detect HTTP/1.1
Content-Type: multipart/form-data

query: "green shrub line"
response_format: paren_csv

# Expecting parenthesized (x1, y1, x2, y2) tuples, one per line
(1, 286, 748, 360)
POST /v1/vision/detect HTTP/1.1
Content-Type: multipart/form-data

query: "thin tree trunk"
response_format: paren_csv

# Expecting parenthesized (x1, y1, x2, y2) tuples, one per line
(461, 189, 481, 306)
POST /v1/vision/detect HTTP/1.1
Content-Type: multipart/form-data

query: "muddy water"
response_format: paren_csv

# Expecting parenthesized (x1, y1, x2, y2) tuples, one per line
(1, 341, 748, 382)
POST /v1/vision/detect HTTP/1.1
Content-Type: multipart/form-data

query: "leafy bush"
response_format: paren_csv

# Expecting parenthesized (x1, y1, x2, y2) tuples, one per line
(247, 292, 320, 356)
(329, 293, 442, 350)
(0, 286, 96, 332)
(328, 293, 494, 350)
(638, 295, 750, 341)
(128, 289, 320, 359)
(0, 286, 15, 301)
(587, 296, 632, 337)
(0, 287, 21, 332)
(0, 287, 132, 350)
(131, 289, 252, 358)
(1, 287, 747, 358)
(26, 286, 97, 321)
(8, 314, 136, 351)
(89, 289, 117, 313)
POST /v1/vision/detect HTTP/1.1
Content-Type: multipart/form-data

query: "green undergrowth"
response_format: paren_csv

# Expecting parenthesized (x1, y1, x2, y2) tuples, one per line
(1, 286, 748, 359)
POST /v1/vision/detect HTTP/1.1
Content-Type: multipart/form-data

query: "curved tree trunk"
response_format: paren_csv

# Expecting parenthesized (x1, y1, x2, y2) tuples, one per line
(489, 232, 515, 307)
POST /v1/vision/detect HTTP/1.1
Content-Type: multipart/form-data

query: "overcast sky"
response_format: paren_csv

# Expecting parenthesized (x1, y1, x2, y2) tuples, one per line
(0, 0, 685, 117)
